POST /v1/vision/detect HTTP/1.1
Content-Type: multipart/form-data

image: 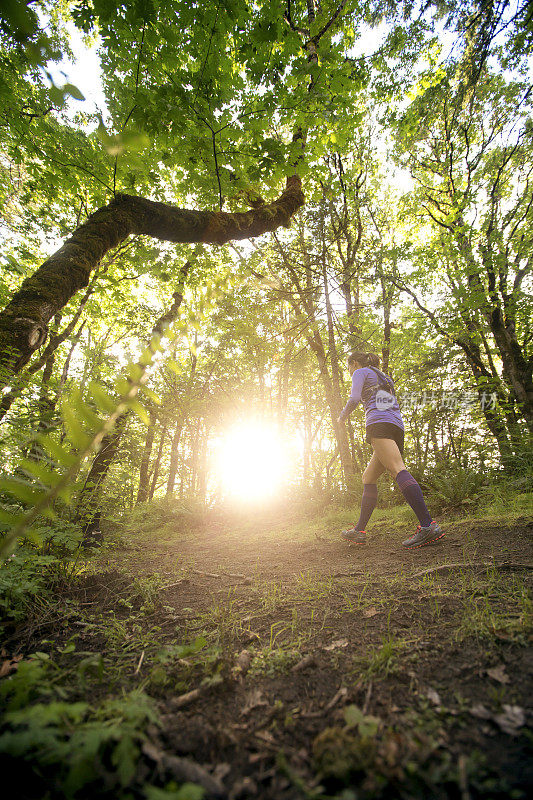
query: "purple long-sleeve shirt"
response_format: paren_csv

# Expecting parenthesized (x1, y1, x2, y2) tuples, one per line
(339, 367, 404, 429)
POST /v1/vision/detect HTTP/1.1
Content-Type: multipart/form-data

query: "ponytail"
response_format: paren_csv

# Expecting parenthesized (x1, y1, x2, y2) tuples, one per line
(348, 351, 381, 369)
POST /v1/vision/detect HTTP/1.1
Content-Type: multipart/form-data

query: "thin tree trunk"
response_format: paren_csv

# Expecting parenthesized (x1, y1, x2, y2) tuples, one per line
(322, 259, 355, 487)
(189, 423, 200, 495)
(74, 414, 128, 533)
(0, 271, 93, 420)
(137, 411, 156, 503)
(59, 323, 84, 392)
(197, 427, 209, 502)
(74, 269, 189, 538)
(149, 426, 167, 500)
(166, 420, 183, 497)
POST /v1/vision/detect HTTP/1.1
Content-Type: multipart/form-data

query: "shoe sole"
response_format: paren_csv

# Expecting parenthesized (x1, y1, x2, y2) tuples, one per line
(403, 531, 445, 549)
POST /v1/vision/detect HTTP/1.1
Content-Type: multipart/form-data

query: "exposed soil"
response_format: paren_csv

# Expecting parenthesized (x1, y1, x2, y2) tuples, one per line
(99, 512, 533, 798)
(5, 511, 533, 799)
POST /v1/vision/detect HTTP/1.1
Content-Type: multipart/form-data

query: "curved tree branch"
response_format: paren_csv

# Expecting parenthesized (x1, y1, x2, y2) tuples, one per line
(0, 176, 304, 384)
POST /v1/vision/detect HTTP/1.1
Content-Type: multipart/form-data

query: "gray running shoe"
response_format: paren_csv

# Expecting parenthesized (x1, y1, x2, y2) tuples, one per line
(402, 521, 444, 549)
(342, 526, 367, 544)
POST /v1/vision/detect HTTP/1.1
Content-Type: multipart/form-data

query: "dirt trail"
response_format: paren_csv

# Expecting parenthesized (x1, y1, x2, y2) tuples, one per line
(122, 512, 533, 603)
(94, 512, 533, 799)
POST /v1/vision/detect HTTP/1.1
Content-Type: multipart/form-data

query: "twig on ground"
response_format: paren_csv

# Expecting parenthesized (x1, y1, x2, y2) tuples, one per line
(410, 562, 533, 579)
(158, 578, 190, 590)
(192, 569, 221, 578)
(301, 686, 348, 718)
(291, 654, 316, 672)
(142, 742, 227, 798)
(171, 687, 204, 708)
(222, 571, 248, 580)
(134, 650, 145, 675)
(362, 681, 373, 715)
(325, 686, 348, 711)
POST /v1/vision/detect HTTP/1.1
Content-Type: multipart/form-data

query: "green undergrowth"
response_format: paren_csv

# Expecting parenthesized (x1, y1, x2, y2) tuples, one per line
(0, 647, 204, 799)
(1, 490, 531, 798)
(105, 488, 533, 551)
(308, 703, 524, 800)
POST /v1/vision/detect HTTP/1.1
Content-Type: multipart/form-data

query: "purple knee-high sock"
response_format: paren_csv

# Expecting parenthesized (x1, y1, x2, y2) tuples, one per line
(355, 483, 378, 531)
(395, 470, 432, 527)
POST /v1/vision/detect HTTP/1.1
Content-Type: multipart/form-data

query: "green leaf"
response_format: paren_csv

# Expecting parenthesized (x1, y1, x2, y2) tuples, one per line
(0, 477, 47, 506)
(49, 84, 65, 106)
(63, 83, 85, 101)
(112, 736, 139, 786)
(0, 509, 23, 526)
(126, 363, 144, 383)
(167, 359, 181, 375)
(89, 383, 117, 414)
(61, 396, 91, 449)
(126, 399, 151, 425)
(18, 459, 63, 488)
(140, 386, 161, 405)
(344, 704, 380, 737)
(36, 435, 77, 468)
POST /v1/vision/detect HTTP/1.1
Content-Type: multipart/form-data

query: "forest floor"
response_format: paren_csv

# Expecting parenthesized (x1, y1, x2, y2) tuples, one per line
(3, 499, 533, 799)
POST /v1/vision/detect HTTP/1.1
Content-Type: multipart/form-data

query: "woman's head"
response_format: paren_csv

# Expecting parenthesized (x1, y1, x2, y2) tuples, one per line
(347, 351, 380, 373)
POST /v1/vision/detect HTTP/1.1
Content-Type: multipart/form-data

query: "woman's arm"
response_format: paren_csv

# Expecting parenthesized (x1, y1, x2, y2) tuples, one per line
(338, 369, 366, 422)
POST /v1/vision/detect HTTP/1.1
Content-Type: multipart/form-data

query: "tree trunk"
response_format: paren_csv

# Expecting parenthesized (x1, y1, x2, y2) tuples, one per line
(0, 273, 92, 420)
(197, 427, 209, 502)
(148, 425, 167, 500)
(0, 178, 304, 384)
(166, 420, 183, 497)
(189, 423, 200, 496)
(137, 412, 156, 503)
(322, 262, 355, 486)
(74, 415, 128, 532)
(27, 348, 57, 462)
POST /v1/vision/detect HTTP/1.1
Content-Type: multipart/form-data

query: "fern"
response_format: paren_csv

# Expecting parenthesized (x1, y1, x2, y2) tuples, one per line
(0, 328, 173, 558)
(426, 464, 486, 510)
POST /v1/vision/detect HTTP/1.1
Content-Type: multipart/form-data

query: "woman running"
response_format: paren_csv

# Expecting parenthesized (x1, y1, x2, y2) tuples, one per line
(337, 351, 444, 549)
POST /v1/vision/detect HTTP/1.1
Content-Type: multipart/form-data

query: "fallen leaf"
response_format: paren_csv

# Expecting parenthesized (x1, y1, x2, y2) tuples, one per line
(493, 705, 525, 735)
(212, 762, 231, 781)
(469, 703, 492, 720)
(363, 607, 380, 618)
(487, 664, 509, 684)
(254, 730, 276, 745)
(426, 687, 441, 707)
(0, 655, 22, 678)
(234, 649, 252, 675)
(241, 688, 268, 716)
(324, 638, 348, 651)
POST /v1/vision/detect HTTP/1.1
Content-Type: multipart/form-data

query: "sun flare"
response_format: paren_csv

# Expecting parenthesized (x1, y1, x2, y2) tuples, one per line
(216, 422, 288, 502)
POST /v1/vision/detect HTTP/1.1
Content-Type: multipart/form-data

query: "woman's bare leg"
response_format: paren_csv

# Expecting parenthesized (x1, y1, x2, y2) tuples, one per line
(362, 452, 388, 483)
(371, 436, 435, 531)
(369, 437, 406, 477)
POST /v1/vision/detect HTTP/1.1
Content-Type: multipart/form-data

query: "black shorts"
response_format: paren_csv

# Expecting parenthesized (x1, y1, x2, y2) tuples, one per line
(365, 422, 404, 455)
